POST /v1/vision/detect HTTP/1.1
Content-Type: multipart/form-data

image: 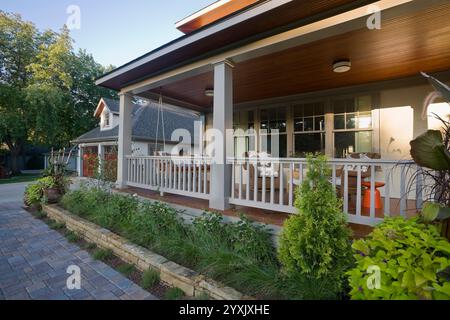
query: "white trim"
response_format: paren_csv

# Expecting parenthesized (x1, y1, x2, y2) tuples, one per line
(175, 0, 232, 29)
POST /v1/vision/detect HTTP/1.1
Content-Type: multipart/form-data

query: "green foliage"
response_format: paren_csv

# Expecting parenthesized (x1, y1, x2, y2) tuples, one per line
(117, 264, 135, 277)
(165, 287, 185, 300)
(410, 130, 450, 171)
(49, 221, 65, 230)
(61, 187, 340, 299)
(65, 231, 81, 243)
(92, 248, 113, 262)
(347, 217, 450, 300)
(141, 269, 160, 289)
(24, 176, 57, 205)
(422, 202, 450, 223)
(278, 154, 353, 296)
(0, 11, 116, 172)
(33, 211, 47, 219)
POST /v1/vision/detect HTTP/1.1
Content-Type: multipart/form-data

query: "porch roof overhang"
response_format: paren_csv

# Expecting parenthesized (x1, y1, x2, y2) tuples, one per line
(96, 0, 378, 90)
(97, 0, 450, 111)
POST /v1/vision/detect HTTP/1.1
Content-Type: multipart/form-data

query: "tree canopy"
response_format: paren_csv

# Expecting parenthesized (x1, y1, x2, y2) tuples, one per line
(0, 11, 116, 172)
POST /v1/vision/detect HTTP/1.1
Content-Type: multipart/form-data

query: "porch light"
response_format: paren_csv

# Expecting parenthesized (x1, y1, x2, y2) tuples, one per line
(333, 60, 351, 73)
(205, 89, 214, 97)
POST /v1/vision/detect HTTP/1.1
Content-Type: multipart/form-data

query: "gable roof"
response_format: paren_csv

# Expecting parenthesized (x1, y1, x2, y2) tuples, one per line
(93, 97, 121, 117)
(74, 99, 201, 144)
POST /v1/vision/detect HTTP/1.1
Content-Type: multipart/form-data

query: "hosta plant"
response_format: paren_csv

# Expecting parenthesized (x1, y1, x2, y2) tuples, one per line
(348, 217, 450, 300)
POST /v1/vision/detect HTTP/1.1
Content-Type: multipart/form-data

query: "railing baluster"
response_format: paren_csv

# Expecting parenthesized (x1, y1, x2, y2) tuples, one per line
(254, 160, 258, 202)
(188, 158, 192, 192)
(400, 165, 406, 217)
(384, 164, 390, 217)
(356, 165, 362, 217)
(239, 161, 243, 200)
(246, 159, 250, 201)
(370, 165, 376, 219)
(332, 163, 337, 190)
(262, 165, 266, 203)
(270, 165, 275, 205)
(203, 160, 207, 194)
(289, 162, 293, 207)
(193, 159, 197, 193)
(279, 162, 284, 206)
(343, 165, 349, 214)
(231, 160, 235, 199)
(416, 165, 423, 211)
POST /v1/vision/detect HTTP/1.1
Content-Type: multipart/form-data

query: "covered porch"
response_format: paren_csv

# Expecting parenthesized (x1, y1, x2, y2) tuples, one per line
(97, 0, 450, 227)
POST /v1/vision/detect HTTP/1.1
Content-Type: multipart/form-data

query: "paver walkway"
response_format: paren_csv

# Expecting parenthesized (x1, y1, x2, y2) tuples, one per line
(0, 200, 157, 300)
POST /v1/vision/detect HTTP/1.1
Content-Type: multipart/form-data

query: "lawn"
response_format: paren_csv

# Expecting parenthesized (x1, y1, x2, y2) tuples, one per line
(0, 174, 40, 185)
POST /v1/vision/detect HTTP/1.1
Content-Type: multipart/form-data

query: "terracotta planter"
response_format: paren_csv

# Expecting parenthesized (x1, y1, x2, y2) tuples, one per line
(45, 188, 61, 204)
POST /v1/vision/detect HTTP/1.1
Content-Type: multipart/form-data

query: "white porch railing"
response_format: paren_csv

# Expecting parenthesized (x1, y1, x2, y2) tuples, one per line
(126, 156, 211, 200)
(228, 157, 424, 226)
(125, 155, 425, 226)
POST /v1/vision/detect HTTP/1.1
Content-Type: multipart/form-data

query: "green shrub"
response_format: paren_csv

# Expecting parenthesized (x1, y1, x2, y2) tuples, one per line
(49, 221, 65, 230)
(141, 269, 160, 289)
(165, 287, 185, 300)
(66, 231, 81, 243)
(278, 154, 353, 297)
(347, 217, 450, 300)
(92, 248, 113, 262)
(117, 263, 135, 277)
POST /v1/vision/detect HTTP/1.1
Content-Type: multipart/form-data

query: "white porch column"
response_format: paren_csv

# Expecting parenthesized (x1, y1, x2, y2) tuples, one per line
(77, 147, 82, 177)
(117, 93, 133, 189)
(98, 143, 104, 175)
(209, 60, 234, 211)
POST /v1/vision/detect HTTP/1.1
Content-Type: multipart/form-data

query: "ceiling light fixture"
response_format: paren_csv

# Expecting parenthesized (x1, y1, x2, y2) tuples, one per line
(205, 89, 214, 97)
(333, 60, 351, 73)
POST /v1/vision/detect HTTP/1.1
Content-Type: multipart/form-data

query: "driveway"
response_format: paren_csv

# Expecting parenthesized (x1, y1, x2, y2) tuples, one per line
(0, 182, 157, 300)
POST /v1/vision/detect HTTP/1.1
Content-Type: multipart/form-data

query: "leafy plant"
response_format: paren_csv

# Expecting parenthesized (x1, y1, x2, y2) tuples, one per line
(48, 221, 65, 230)
(65, 231, 81, 243)
(141, 269, 160, 289)
(24, 176, 58, 206)
(348, 217, 450, 300)
(92, 248, 113, 262)
(278, 154, 353, 297)
(164, 287, 185, 300)
(117, 263, 135, 277)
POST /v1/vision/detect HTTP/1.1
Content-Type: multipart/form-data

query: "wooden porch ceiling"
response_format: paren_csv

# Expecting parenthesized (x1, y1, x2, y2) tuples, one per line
(148, 2, 450, 110)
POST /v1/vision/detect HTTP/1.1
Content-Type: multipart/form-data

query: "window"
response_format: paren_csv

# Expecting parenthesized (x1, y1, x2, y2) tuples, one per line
(293, 102, 326, 157)
(333, 96, 373, 158)
(103, 111, 110, 128)
(260, 107, 287, 157)
(234, 110, 256, 157)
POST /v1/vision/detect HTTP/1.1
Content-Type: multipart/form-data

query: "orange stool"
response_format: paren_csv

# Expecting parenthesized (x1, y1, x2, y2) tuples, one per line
(362, 182, 385, 209)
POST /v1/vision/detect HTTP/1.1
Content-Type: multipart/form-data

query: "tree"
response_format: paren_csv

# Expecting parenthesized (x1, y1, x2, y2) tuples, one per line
(0, 11, 116, 173)
(0, 11, 38, 173)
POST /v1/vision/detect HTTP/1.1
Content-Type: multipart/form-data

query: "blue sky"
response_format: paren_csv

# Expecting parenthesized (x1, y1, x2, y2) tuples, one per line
(0, 0, 213, 67)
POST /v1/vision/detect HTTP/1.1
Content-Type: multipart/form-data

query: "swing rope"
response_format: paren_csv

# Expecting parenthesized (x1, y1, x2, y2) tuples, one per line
(154, 93, 166, 154)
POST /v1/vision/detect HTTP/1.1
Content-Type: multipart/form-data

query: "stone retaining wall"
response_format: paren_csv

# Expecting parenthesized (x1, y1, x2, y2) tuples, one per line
(43, 204, 248, 300)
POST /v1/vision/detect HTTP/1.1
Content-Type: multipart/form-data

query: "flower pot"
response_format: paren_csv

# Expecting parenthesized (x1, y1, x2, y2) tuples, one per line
(45, 187, 61, 204)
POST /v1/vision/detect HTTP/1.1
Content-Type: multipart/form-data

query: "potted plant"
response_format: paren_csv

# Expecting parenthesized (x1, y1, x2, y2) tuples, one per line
(410, 73, 450, 238)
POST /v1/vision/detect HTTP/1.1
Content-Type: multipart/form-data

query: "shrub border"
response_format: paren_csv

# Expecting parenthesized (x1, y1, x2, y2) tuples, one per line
(43, 204, 249, 300)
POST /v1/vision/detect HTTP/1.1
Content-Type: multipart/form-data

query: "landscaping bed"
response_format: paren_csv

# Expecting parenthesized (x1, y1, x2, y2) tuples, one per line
(56, 186, 333, 300)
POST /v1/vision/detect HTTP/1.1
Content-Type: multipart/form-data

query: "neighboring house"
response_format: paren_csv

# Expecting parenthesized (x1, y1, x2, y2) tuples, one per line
(95, 0, 450, 226)
(73, 97, 202, 178)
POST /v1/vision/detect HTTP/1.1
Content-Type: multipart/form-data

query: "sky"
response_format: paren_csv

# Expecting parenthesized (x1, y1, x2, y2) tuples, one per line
(0, 0, 214, 68)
